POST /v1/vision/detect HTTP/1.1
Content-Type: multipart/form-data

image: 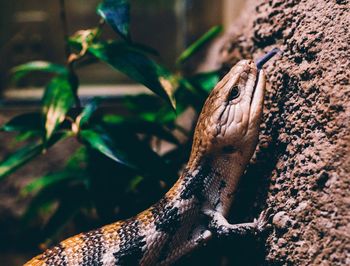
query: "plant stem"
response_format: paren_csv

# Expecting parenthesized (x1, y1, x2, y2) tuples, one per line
(59, 0, 81, 108)
(59, 0, 71, 60)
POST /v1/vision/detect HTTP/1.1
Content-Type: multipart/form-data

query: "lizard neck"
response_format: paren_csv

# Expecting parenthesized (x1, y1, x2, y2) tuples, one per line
(168, 152, 247, 218)
(205, 153, 248, 217)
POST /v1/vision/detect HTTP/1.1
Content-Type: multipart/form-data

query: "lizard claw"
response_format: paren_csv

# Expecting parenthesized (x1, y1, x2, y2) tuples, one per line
(254, 207, 274, 234)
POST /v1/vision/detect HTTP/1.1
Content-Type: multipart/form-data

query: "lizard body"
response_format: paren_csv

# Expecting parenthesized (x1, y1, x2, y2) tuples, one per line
(25, 58, 270, 266)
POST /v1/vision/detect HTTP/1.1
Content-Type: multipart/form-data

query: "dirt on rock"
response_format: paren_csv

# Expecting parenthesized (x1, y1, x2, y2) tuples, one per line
(200, 0, 349, 265)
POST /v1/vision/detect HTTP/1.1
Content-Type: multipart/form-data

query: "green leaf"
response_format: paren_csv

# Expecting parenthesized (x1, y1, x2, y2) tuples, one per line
(78, 98, 101, 127)
(102, 114, 125, 124)
(11, 61, 67, 82)
(97, 0, 130, 41)
(15, 131, 40, 142)
(0, 143, 43, 180)
(66, 147, 88, 170)
(122, 94, 163, 117)
(42, 76, 75, 140)
(121, 94, 188, 125)
(21, 172, 77, 195)
(130, 42, 159, 56)
(80, 129, 135, 168)
(1, 112, 43, 133)
(98, 124, 176, 179)
(176, 25, 223, 64)
(69, 37, 157, 57)
(187, 71, 220, 92)
(0, 133, 68, 181)
(102, 115, 179, 144)
(122, 95, 170, 123)
(85, 41, 177, 109)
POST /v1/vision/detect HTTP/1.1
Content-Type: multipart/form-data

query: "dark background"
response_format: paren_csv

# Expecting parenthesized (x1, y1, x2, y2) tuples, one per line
(0, 1, 248, 265)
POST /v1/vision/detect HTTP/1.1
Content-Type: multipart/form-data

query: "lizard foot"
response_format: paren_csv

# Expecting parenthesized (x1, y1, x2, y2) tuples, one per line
(253, 207, 273, 234)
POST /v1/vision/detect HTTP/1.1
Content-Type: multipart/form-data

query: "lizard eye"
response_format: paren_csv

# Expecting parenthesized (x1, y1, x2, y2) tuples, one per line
(228, 85, 240, 101)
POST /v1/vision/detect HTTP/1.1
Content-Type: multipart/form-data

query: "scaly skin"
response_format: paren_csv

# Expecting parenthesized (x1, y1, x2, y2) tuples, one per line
(25, 59, 268, 266)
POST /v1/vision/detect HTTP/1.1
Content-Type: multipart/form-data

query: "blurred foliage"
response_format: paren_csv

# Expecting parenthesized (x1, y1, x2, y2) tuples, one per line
(0, 0, 222, 246)
(176, 25, 222, 65)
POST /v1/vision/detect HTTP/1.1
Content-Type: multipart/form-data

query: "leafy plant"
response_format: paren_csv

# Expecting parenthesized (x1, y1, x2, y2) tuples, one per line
(0, 0, 222, 246)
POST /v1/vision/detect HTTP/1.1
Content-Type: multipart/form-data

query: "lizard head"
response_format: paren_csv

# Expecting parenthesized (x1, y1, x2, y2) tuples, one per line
(189, 59, 266, 167)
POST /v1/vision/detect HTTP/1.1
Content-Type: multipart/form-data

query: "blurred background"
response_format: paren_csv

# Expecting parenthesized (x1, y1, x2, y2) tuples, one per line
(0, 0, 244, 100)
(0, 1, 246, 265)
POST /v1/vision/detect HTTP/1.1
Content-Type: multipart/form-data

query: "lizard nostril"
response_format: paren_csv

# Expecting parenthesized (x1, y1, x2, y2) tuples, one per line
(228, 85, 240, 100)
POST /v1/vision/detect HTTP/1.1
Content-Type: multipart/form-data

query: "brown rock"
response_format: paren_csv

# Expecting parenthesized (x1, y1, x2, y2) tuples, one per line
(199, 0, 350, 265)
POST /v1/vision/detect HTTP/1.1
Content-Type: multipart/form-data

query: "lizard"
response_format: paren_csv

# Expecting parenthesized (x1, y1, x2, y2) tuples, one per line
(24, 48, 280, 266)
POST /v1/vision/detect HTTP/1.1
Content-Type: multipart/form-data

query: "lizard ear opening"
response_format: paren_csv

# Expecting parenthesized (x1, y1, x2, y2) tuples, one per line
(228, 85, 240, 101)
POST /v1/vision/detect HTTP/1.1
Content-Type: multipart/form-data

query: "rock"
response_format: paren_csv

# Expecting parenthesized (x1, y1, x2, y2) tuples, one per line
(200, 0, 350, 265)
(273, 211, 292, 231)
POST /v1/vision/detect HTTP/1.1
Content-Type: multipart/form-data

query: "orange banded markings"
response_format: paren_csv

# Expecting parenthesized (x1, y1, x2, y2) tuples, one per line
(137, 208, 156, 227)
(101, 221, 123, 248)
(23, 256, 46, 266)
(166, 179, 183, 200)
(60, 234, 85, 265)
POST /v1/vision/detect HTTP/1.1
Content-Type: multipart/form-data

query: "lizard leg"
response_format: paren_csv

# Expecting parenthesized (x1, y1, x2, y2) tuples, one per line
(207, 208, 272, 237)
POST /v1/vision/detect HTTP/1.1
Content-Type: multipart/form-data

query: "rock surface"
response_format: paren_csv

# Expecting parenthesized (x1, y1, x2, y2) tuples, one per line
(197, 0, 350, 265)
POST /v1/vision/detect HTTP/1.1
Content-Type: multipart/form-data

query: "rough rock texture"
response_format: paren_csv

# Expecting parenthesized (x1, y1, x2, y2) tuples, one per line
(198, 0, 349, 265)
